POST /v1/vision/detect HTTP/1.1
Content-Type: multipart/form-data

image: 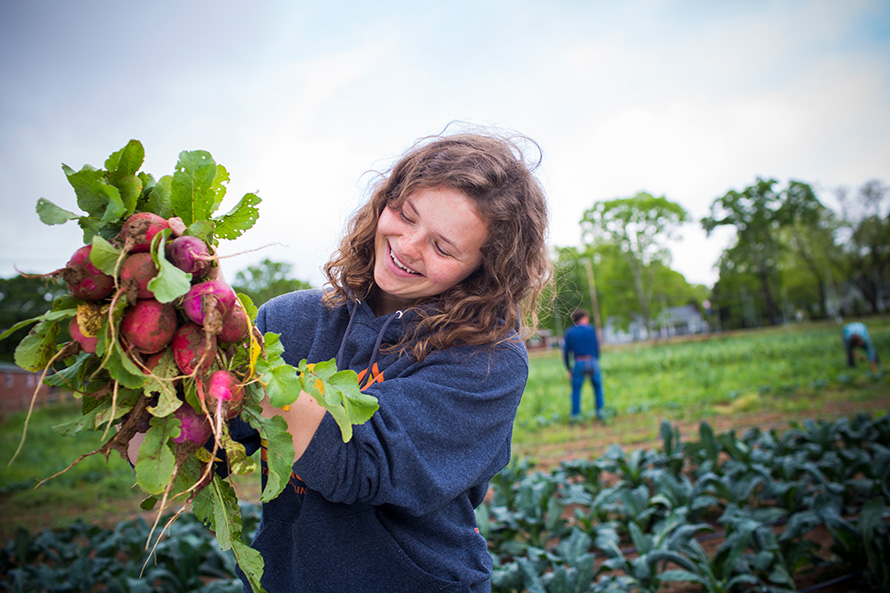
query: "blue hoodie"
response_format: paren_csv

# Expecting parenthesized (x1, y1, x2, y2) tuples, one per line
(231, 289, 527, 593)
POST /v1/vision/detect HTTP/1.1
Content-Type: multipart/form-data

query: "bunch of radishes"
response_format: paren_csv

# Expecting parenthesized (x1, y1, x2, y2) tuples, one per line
(56, 208, 258, 494)
(6, 141, 375, 593)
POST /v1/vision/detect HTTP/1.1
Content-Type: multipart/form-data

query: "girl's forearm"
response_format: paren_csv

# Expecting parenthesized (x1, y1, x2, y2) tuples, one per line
(261, 391, 327, 463)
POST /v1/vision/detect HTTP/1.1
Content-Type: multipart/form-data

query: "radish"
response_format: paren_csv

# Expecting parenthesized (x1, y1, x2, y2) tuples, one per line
(181, 280, 236, 326)
(121, 212, 169, 253)
(69, 317, 98, 354)
(62, 245, 115, 301)
(120, 299, 178, 354)
(166, 235, 212, 277)
(172, 322, 217, 375)
(171, 403, 212, 445)
(218, 299, 249, 344)
(119, 252, 158, 299)
(206, 370, 245, 419)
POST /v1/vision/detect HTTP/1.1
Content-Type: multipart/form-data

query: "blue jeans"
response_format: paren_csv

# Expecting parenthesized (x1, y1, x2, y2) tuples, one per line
(571, 358, 604, 418)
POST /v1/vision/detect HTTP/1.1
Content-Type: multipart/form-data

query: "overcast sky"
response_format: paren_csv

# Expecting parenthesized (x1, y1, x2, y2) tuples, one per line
(1, 0, 888, 290)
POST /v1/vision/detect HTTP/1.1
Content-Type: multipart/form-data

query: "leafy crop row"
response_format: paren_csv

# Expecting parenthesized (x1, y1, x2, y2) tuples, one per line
(2, 412, 887, 592)
(482, 412, 890, 593)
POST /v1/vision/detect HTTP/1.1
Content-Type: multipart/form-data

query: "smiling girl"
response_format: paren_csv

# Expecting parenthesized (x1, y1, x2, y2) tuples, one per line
(232, 129, 552, 593)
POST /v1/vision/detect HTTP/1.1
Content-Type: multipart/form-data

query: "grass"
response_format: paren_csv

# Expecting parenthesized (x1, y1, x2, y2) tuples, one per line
(512, 317, 890, 448)
(0, 318, 888, 536)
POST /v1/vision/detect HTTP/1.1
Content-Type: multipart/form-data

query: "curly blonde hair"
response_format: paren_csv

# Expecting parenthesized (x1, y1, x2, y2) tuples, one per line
(323, 130, 552, 361)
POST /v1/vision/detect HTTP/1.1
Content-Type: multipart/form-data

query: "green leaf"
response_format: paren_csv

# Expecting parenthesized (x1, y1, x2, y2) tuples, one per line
(136, 416, 179, 495)
(13, 317, 61, 372)
(197, 473, 240, 549)
(36, 198, 80, 225)
(43, 351, 94, 391)
(214, 193, 261, 240)
(261, 364, 302, 408)
(90, 235, 122, 275)
(53, 396, 109, 437)
(147, 175, 174, 219)
(106, 139, 144, 179)
(255, 332, 301, 407)
(232, 540, 266, 593)
(93, 387, 139, 428)
(297, 360, 378, 442)
(78, 216, 106, 244)
(94, 180, 126, 223)
(263, 332, 285, 360)
(328, 369, 379, 425)
(210, 163, 230, 214)
(192, 475, 267, 591)
(216, 420, 256, 476)
(63, 163, 106, 217)
(236, 292, 258, 322)
(0, 315, 44, 341)
(243, 403, 295, 503)
(171, 150, 218, 226)
(659, 569, 706, 584)
(147, 231, 192, 303)
(143, 349, 182, 417)
(115, 174, 143, 217)
(103, 341, 149, 389)
(186, 220, 217, 244)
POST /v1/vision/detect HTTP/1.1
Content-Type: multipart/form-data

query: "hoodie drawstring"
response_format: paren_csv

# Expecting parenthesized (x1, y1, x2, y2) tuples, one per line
(335, 300, 403, 371)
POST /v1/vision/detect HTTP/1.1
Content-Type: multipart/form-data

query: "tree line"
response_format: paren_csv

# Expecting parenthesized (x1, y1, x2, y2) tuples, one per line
(544, 177, 888, 339)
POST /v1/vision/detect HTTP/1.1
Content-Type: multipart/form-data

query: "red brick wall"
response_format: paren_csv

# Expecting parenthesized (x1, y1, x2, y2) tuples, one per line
(0, 369, 71, 420)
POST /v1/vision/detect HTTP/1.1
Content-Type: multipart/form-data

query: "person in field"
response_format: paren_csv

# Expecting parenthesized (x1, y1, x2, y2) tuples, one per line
(229, 129, 552, 593)
(562, 308, 605, 422)
(842, 321, 880, 372)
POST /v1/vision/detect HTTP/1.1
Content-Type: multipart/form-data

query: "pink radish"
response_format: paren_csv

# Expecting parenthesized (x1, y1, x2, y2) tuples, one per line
(121, 212, 168, 253)
(171, 403, 212, 445)
(218, 299, 249, 344)
(166, 235, 212, 277)
(120, 299, 178, 354)
(119, 252, 158, 299)
(181, 280, 236, 326)
(206, 370, 245, 419)
(69, 317, 98, 354)
(172, 322, 217, 375)
(63, 245, 115, 301)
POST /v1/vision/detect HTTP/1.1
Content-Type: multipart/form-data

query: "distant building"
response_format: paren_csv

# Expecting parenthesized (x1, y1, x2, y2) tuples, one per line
(0, 362, 69, 419)
(525, 329, 554, 352)
(601, 304, 710, 344)
(603, 315, 649, 344)
(655, 305, 710, 338)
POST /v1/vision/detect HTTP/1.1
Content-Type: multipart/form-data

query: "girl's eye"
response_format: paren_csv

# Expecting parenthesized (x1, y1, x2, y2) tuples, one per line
(398, 208, 414, 224)
(434, 243, 452, 258)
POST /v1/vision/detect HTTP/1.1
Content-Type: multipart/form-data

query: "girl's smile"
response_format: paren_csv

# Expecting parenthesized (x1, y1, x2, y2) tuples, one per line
(373, 186, 488, 315)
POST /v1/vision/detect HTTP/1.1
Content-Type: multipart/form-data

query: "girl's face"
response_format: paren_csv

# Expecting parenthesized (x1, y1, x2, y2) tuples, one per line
(373, 186, 488, 316)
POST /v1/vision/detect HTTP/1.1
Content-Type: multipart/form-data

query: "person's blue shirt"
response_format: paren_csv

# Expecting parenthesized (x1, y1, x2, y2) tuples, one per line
(842, 322, 878, 366)
(563, 322, 600, 370)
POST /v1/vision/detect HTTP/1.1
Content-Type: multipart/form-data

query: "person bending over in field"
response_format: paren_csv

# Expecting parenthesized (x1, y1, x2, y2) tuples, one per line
(842, 321, 880, 373)
(228, 128, 552, 593)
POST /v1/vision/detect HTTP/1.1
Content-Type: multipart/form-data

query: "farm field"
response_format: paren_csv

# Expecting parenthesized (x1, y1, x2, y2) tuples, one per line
(513, 318, 890, 461)
(0, 318, 888, 591)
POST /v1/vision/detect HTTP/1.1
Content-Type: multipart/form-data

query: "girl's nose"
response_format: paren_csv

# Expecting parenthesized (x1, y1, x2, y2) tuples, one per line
(400, 230, 423, 260)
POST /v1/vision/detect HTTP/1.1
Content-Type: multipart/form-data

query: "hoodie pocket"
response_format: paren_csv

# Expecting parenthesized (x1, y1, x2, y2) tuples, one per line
(288, 508, 468, 593)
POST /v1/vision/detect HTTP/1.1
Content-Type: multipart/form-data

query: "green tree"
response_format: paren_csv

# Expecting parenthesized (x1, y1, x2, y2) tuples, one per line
(580, 192, 688, 332)
(836, 179, 890, 313)
(231, 258, 312, 307)
(702, 178, 785, 325)
(0, 275, 68, 362)
(776, 180, 843, 318)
